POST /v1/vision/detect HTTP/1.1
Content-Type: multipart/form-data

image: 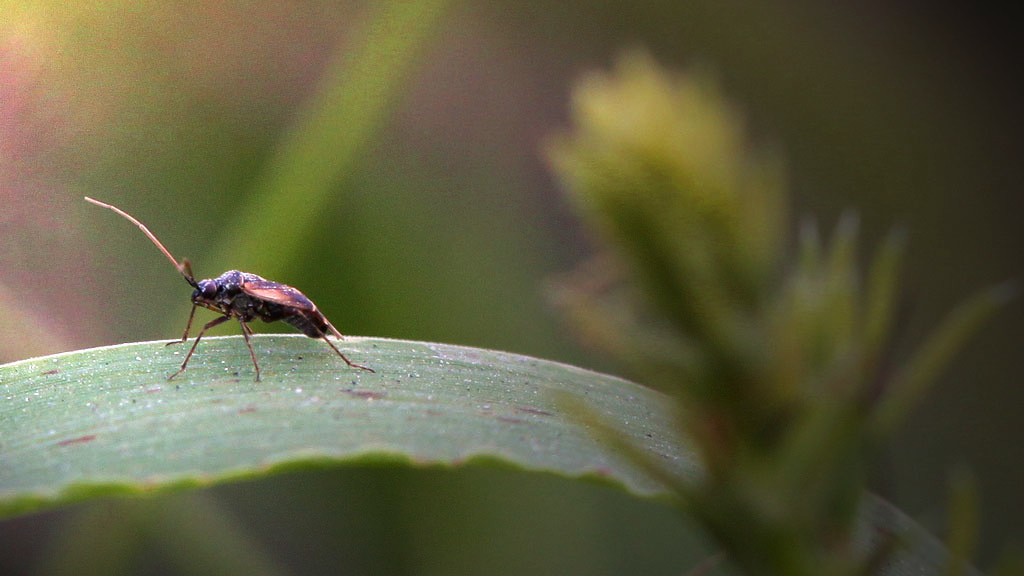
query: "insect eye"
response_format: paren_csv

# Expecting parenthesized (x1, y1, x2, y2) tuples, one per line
(201, 282, 217, 299)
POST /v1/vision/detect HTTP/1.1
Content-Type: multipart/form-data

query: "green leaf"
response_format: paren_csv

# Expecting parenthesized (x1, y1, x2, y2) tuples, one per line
(0, 337, 977, 575)
(0, 336, 694, 517)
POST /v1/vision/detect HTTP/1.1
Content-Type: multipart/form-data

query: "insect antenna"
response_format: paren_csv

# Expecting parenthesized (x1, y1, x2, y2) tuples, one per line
(84, 197, 198, 287)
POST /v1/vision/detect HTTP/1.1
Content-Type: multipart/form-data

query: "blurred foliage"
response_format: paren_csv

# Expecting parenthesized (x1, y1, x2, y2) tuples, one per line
(547, 52, 1009, 576)
(1, 1, 1022, 575)
(203, 0, 455, 279)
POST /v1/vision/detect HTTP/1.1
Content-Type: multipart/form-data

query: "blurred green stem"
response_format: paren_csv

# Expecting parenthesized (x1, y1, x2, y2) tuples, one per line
(870, 282, 1014, 438)
(204, 0, 457, 279)
(547, 51, 1006, 576)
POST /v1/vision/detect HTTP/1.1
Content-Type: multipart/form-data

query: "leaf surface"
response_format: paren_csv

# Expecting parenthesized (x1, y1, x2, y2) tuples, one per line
(0, 336, 966, 574)
(0, 336, 692, 517)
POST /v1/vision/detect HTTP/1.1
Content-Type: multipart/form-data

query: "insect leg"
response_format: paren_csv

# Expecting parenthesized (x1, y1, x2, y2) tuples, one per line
(166, 304, 199, 346)
(321, 336, 375, 373)
(237, 319, 261, 381)
(168, 314, 231, 380)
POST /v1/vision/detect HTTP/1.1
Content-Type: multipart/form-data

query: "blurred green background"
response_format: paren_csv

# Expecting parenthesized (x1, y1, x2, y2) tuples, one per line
(2, 1, 1020, 574)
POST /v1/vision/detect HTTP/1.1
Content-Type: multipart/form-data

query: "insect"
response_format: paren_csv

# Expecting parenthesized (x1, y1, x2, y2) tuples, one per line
(85, 197, 375, 381)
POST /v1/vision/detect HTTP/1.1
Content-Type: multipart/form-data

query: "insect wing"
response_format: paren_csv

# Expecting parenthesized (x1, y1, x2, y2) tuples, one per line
(241, 280, 318, 312)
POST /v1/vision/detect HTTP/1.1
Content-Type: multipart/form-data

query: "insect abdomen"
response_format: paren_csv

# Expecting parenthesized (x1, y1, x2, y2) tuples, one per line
(282, 311, 330, 338)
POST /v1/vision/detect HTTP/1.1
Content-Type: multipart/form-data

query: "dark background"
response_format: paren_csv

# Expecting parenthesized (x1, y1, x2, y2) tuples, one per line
(2, 1, 1021, 573)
